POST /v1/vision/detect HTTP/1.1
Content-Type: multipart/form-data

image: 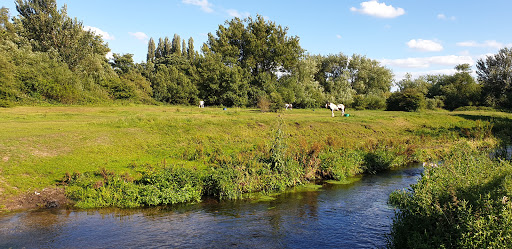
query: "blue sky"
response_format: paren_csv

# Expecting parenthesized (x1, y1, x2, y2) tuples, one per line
(3, 0, 511, 83)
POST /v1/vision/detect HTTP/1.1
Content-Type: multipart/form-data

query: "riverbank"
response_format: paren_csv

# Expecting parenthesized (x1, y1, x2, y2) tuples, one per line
(1, 106, 510, 211)
(388, 142, 512, 247)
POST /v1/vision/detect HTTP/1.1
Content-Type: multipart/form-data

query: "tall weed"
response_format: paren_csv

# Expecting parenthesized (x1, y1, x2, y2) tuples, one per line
(319, 148, 364, 180)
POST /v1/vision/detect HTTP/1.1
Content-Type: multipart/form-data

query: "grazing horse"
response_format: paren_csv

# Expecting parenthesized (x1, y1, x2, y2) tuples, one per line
(285, 103, 293, 110)
(199, 101, 205, 108)
(325, 103, 345, 117)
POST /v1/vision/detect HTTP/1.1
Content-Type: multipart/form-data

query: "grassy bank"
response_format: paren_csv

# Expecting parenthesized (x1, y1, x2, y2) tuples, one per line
(0, 106, 510, 210)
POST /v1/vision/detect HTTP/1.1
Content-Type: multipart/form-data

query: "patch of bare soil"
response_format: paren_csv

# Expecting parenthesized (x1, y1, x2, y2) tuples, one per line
(3, 187, 70, 212)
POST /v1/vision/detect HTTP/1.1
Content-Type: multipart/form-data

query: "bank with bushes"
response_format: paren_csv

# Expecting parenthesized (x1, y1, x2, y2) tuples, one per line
(388, 142, 512, 248)
(2, 106, 510, 211)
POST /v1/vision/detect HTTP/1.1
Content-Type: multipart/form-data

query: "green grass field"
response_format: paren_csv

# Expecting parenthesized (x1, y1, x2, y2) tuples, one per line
(1, 106, 510, 208)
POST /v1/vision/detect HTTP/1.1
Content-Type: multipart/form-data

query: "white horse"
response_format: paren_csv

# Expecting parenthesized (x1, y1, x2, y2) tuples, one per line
(285, 103, 293, 110)
(326, 103, 345, 117)
(199, 100, 204, 108)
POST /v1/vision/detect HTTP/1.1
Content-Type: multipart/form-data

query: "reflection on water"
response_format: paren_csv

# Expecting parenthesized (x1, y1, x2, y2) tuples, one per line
(0, 166, 422, 248)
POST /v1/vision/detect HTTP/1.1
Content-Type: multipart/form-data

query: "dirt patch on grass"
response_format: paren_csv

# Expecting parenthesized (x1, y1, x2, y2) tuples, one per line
(3, 187, 70, 212)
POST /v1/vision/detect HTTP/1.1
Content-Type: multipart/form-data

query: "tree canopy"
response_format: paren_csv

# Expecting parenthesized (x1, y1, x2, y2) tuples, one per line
(477, 47, 512, 108)
(3, 0, 510, 112)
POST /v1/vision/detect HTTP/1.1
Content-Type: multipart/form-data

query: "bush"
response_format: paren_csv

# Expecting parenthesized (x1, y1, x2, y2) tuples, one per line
(269, 92, 285, 112)
(386, 89, 424, 112)
(352, 94, 387, 110)
(257, 96, 271, 112)
(0, 99, 14, 108)
(65, 167, 204, 208)
(425, 97, 444, 110)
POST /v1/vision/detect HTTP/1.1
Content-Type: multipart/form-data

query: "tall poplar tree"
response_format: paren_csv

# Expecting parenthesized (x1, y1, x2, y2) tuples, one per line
(163, 37, 172, 57)
(155, 37, 164, 59)
(147, 37, 155, 62)
(187, 37, 195, 59)
(171, 34, 181, 55)
(182, 39, 187, 57)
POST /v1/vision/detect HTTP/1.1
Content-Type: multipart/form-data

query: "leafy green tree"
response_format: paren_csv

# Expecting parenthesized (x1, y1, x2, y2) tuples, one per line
(110, 53, 135, 75)
(196, 52, 250, 107)
(151, 64, 198, 105)
(441, 64, 481, 110)
(13, 45, 81, 103)
(396, 73, 429, 95)
(386, 89, 424, 112)
(0, 7, 16, 41)
(282, 54, 325, 108)
(315, 53, 349, 93)
(313, 53, 390, 109)
(14, 0, 109, 70)
(348, 54, 393, 95)
(421, 64, 481, 110)
(0, 40, 18, 104)
(207, 15, 303, 77)
(476, 47, 512, 108)
(119, 71, 153, 102)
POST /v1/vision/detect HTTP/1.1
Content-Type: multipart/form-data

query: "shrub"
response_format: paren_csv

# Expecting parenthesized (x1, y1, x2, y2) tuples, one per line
(257, 95, 271, 112)
(269, 92, 285, 112)
(352, 94, 387, 110)
(65, 167, 203, 208)
(0, 99, 14, 108)
(386, 89, 424, 112)
(425, 97, 444, 110)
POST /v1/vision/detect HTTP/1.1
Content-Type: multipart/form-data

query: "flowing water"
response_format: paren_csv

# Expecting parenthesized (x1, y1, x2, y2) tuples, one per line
(0, 165, 423, 248)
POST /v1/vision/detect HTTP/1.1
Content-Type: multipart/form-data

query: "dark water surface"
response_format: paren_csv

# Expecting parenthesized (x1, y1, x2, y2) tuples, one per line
(0, 166, 423, 248)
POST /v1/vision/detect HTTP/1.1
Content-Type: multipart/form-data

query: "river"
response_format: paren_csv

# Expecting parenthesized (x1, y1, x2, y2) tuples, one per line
(0, 165, 423, 248)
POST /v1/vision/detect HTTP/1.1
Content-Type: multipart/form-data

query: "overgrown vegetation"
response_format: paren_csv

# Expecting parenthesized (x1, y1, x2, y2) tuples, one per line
(388, 142, 512, 248)
(384, 101, 512, 247)
(61, 134, 421, 208)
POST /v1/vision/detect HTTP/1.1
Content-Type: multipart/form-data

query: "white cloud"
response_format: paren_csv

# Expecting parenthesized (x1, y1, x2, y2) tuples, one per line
(182, 0, 213, 13)
(226, 9, 250, 18)
(393, 68, 458, 82)
(380, 55, 474, 69)
(456, 40, 511, 49)
(350, 0, 405, 18)
(336, 34, 342, 39)
(84, 26, 114, 40)
(407, 39, 443, 52)
(437, 13, 456, 20)
(129, 32, 149, 41)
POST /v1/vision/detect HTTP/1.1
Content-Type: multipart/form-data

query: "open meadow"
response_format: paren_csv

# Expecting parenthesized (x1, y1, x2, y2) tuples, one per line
(0, 106, 510, 210)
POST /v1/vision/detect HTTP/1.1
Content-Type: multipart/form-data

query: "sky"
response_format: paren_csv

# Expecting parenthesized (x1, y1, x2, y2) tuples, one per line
(2, 0, 512, 85)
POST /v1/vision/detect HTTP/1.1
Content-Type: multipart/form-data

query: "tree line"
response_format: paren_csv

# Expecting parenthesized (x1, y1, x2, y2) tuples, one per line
(1, 0, 511, 111)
